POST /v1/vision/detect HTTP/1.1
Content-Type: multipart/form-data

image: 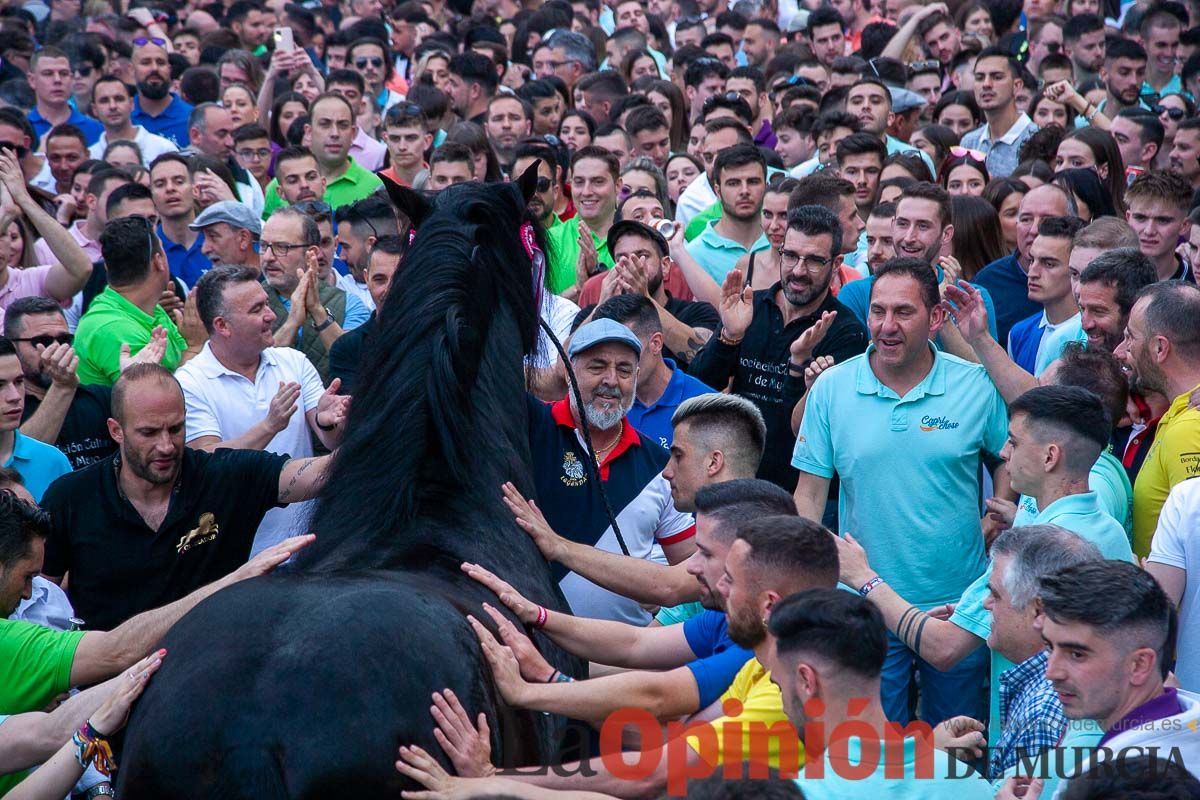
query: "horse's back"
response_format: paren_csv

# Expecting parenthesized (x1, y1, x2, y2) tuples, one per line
(116, 571, 535, 799)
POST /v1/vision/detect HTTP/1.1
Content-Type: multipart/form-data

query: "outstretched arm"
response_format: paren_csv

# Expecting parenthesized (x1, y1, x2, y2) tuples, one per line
(943, 282, 1036, 402)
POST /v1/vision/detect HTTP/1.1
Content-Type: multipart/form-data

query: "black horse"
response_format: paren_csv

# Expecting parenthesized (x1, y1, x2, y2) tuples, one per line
(115, 176, 584, 798)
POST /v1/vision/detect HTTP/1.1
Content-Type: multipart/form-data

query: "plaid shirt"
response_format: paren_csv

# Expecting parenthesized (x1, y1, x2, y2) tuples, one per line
(991, 651, 1068, 778)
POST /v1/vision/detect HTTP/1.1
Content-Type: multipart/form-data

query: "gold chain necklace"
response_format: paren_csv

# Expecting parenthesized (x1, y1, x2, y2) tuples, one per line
(592, 422, 624, 464)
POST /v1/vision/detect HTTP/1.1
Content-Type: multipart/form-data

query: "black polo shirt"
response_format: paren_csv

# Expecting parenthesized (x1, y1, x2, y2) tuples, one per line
(41, 448, 289, 630)
(574, 295, 720, 369)
(21, 385, 116, 470)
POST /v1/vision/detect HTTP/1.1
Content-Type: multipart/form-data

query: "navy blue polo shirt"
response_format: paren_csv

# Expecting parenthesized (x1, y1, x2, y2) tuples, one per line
(132, 94, 193, 148)
(627, 359, 715, 449)
(528, 397, 695, 625)
(683, 610, 753, 708)
(973, 252, 1040, 348)
(30, 107, 104, 146)
(158, 224, 211, 288)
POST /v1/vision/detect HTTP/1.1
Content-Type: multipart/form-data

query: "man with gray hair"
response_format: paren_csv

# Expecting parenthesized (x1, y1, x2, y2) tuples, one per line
(536, 31, 596, 91)
(191, 200, 261, 272)
(185, 102, 264, 216)
(174, 266, 349, 554)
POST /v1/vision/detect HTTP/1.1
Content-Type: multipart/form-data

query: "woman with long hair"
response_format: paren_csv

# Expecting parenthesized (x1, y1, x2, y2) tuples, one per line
(983, 177, 1028, 253)
(217, 49, 265, 94)
(222, 82, 259, 126)
(933, 91, 983, 138)
(1028, 87, 1071, 130)
(620, 49, 659, 84)
(6, 216, 36, 269)
(268, 91, 309, 149)
(446, 121, 503, 182)
(558, 109, 596, 152)
(1055, 127, 1126, 212)
(1055, 167, 1117, 221)
(950, 195, 1007, 280)
(641, 78, 688, 152)
(665, 152, 703, 205)
(911, 124, 958, 167)
(941, 149, 991, 196)
(413, 49, 452, 92)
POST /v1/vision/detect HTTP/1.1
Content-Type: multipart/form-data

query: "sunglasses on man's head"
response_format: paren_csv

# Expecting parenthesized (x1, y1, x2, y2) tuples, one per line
(132, 37, 168, 48)
(355, 57, 384, 69)
(15, 333, 73, 349)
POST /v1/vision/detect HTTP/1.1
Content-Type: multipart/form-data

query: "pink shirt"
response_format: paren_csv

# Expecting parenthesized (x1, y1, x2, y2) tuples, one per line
(350, 127, 387, 173)
(33, 220, 102, 265)
(0, 264, 56, 328)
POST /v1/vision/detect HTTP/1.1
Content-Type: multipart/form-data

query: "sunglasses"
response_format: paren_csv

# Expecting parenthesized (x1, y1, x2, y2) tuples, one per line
(0, 141, 28, 157)
(71, 64, 93, 77)
(950, 146, 987, 162)
(355, 57, 384, 69)
(15, 333, 73, 348)
(1155, 105, 1186, 120)
(132, 37, 168, 48)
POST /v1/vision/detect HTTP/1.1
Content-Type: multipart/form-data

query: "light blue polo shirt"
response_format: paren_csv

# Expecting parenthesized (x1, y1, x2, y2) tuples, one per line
(6, 431, 71, 502)
(793, 733, 992, 798)
(685, 221, 769, 284)
(1033, 313, 1087, 376)
(626, 359, 714, 449)
(1016, 449, 1133, 537)
(948, 490, 1134, 744)
(793, 345, 1008, 608)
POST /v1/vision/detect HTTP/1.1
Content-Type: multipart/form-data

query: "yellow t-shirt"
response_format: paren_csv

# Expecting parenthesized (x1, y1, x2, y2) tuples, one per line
(685, 657, 805, 773)
(1133, 385, 1200, 557)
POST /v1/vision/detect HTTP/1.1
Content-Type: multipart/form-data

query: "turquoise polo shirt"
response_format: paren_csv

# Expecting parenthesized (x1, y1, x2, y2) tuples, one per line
(685, 221, 769, 284)
(6, 431, 70, 502)
(793, 344, 1008, 608)
(949, 491, 1134, 744)
(793, 733, 992, 798)
(1016, 449, 1133, 538)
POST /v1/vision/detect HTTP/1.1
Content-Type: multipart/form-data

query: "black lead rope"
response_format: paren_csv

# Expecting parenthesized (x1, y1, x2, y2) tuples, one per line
(537, 318, 632, 557)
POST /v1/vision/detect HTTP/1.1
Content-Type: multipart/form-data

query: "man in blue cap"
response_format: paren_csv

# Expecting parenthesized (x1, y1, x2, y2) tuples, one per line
(525, 317, 696, 625)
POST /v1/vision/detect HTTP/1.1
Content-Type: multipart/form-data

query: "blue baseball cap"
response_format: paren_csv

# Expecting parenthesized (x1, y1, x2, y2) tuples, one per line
(568, 318, 642, 359)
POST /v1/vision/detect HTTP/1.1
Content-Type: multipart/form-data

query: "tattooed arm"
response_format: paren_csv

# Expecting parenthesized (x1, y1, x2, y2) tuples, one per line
(277, 454, 334, 503)
(652, 298, 714, 365)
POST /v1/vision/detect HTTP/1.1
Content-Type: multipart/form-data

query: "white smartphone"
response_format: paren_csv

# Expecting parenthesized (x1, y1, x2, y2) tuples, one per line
(274, 26, 295, 52)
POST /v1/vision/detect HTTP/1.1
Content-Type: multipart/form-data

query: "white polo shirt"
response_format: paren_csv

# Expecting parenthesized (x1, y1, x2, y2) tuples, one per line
(175, 344, 325, 555)
(88, 125, 179, 166)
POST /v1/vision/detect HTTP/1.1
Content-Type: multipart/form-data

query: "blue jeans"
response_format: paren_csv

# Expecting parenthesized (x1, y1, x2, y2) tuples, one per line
(879, 631, 988, 727)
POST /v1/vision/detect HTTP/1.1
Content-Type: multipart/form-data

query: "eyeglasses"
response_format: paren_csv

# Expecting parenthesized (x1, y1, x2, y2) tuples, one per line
(260, 240, 309, 256)
(355, 57, 384, 69)
(71, 64, 93, 77)
(1156, 105, 1187, 120)
(779, 249, 833, 272)
(949, 146, 987, 162)
(236, 147, 272, 161)
(14, 333, 73, 348)
(132, 37, 168, 48)
(0, 141, 29, 158)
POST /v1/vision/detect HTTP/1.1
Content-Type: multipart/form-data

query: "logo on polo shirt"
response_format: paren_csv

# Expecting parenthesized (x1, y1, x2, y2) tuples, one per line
(919, 415, 960, 432)
(561, 451, 587, 487)
(177, 512, 219, 553)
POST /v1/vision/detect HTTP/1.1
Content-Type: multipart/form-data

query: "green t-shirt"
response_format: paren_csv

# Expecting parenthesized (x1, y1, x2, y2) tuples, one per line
(543, 216, 614, 295)
(74, 287, 188, 386)
(0, 619, 84, 714)
(261, 157, 385, 219)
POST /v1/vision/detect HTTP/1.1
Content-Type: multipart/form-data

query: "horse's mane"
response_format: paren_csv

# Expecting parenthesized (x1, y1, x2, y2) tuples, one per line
(297, 180, 543, 571)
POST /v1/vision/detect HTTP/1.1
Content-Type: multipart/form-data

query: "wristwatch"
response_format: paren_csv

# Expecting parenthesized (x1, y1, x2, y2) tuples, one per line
(313, 307, 335, 332)
(85, 785, 115, 798)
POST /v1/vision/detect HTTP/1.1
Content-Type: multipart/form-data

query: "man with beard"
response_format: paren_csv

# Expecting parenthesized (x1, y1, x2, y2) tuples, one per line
(686, 144, 770, 284)
(1098, 39, 1149, 118)
(435, 512, 839, 793)
(692, 205, 866, 491)
(39, 363, 335, 631)
(484, 95, 531, 175)
(960, 49, 1037, 179)
(333, 193, 401, 312)
(460, 481, 793, 740)
(794, 258, 1008, 727)
(129, 40, 193, 149)
(1115, 281, 1200, 557)
(524, 318, 695, 625)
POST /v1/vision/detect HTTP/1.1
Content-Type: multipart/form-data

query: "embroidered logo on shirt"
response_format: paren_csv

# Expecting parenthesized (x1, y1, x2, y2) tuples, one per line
(919, 415, 960, 432)
(561, 451, 587, 487)
(177, 512, 219, 553)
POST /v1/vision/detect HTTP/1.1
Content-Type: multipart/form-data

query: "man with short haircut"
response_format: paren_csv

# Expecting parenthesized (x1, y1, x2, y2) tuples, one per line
(191, 201, 261, 273)
(88, 76, 175, 166)
(845, 78, 936, 174)
(1126, 170, 1195, 282)
(794, 257, 1007, 726)
(1169, 117, 1200, 192)
(40, 363, 333, 630)
(726, 66, 775, 148)
(379, 103, 431, 188)
(865, 201, 896, 273)
(695, 205, 867, 490)
(27, 47, 102, 146)
(789, 110, 860, 177)
(1099, 38, 1149, 117)
(677, 118, 753, 227)
(75, 218, 191, 387)
(485, 94, 532, 174)
(262, 95, 383, 218)
(1112, 110, 1164, 175)
(835, 131, 886, 218)
(129, 40, 193, 148)
(233, 124, 272, 192)
(329, 235, 406, 396)
(1141, 6, 1184, 98)
(574, 72, 628, 128)
(1006, 216, 1088, 376)
(271, 147, 328, 210)
(683, 57, 730, 123)
(740, 19, 779, 68)
(1063, 13, 1105, 83)
(426, 142, 475, 190)
(175, 267, 348, 555)
(0, 336, 69, 500)
(534, 30, 596, 91)
(149, 153, 211, 288)
(1116, 281, 1200, 557)
(961, 48, 1037, 178)
(517, 79, 565, 137)
(773, 107, 816, 170)
(187, 102, 263, 216)
(786, 173, 867, 281)
(333, 193, 401, 311)
(625, 106, 671, 171)
(325, 69, 387, 173)
(772, 590, 992, 796)
(1077, 247, 1158, 353)
(446, 51, 496, 126)
(806, 7, 846, 68)
(687, 144, 770, 283)
(920, 12, 963, 67)
(511, 143, 563, 236)
(545, 146, 620, 296)
(41, 125, 88, 195)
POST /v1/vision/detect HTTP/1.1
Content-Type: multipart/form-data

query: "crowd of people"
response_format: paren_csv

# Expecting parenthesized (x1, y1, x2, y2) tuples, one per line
(0, 0, 1198, 796)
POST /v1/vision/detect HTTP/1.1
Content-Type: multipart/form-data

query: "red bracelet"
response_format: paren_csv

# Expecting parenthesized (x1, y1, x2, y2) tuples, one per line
(534, 605, 548, 628)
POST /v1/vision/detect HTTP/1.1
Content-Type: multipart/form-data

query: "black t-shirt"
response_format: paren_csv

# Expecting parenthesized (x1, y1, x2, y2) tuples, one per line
(41, 448, 289, 630)
(574, 295, 720, 369)
(21, 384, 116, 470)
(328, 313, 375, 396)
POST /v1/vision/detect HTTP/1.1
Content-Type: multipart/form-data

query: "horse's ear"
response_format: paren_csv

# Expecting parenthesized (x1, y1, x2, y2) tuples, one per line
(381, 176, 431, 228)
(515, 162, 540, 206)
